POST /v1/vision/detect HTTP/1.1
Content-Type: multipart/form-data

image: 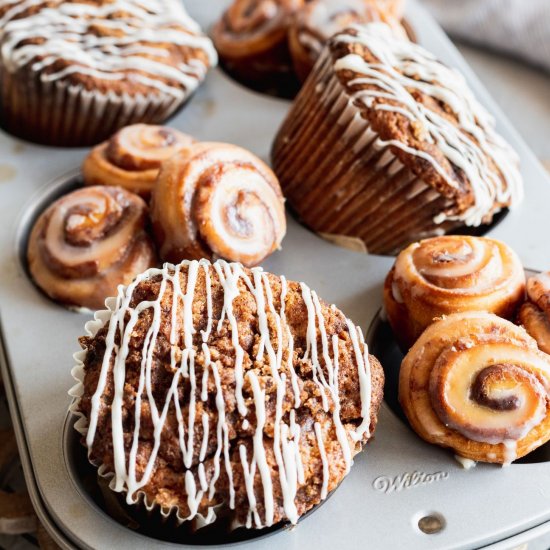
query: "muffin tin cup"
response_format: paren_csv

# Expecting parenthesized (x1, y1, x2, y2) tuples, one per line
(272, 50, 469, 255)
(0, 68, 182, 147)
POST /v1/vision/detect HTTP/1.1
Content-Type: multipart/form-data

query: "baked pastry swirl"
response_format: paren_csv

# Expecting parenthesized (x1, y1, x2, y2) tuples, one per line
(82, 124, 195, 199)
(0, 0, 217, 146)
(150, 142, 286, 266)
(212, 0, 303, 91)
(27, 186, 157, 310)
(288, 0, 407, 81)
(71, 259, 384, 528)
(399, 312, 550, 464)
(384, 236, 525, 350)
(519, 272, 550, 354)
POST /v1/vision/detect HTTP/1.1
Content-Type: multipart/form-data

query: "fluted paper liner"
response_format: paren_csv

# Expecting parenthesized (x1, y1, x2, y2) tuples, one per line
(272, 49, 462, 255)
(0, 69, 182, 147)
(68, 286, 219, 530)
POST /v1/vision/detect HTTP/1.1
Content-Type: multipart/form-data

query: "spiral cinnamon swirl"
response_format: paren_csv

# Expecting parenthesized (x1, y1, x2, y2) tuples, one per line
(519, 272, 550, 355)
(288, 0, 407, 81)
(384, 236, 525, 350)
(400, 312, 550, 464)
(82, 124, 195, 199)
(212, 0, 303, 90)
(150, 142, 286, 266)
(27, 186, 157, 310)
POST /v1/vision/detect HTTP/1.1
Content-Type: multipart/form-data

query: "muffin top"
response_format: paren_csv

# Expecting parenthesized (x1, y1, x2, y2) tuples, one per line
(0, 0, 217, 97)
(328, 23, 523, 226)
(74, 259, 384, 528)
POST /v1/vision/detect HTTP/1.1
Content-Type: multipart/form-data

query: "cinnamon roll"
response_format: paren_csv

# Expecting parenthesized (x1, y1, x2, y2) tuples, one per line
(212, 0, 303, 93)
(27, 186, 157, 310)
(384, 236, 525, 350)
(82, 124, 195, 199)
(288, 0, 407, 81)
(150, 142, 286, 266)
(399, 312, 550, 464)
(519, 272, 550, 354)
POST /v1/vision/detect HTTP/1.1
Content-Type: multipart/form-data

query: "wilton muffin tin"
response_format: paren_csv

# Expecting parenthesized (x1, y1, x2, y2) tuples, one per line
(2, 1, 550, 548)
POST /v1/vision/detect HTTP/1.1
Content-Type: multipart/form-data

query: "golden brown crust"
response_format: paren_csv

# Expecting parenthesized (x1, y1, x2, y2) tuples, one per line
(288, 0, 407, 82)
(82, 124, 195, 199)
(212, 0, 304, 83)
(384, 236, 526, 351)
(518, 272, 550, 354)
(326, 28, 512, 217)
(27, 186, 157, 310)
(150, 142, 287, 266)
(78, 262, 384, 526)
(399, 312, 550, 464)
(0, 0, 215, 97)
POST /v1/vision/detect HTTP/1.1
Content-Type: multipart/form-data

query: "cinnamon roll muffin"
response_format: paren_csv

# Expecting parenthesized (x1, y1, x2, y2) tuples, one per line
(519, 272, 550, 354)
(71, 259, 384, 528)
(288, 0, 408, 81)
(0, 0, 216, 146)
(384, 236, 525, 350)
(212, 0, 303, 96)
(150, 142, 286, 266)
(272, 23, 524, 255)
(400, 312, 550, 465)
(82, 124, 195, 199)
(27, 186, 157, 310)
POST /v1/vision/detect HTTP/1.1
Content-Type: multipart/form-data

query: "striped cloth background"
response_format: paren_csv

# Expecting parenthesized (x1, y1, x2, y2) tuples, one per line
(423, 0, 550, 71)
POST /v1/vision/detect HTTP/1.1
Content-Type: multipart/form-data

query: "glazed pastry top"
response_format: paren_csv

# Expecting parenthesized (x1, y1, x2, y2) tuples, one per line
(27, 185, 157, 310)
(212, 0, 304, 58)
(400, 312, 550, 464)
(292, 0, 405, 57)
(82, 124, 196, 197)
(329, 23, 523, 226)
(74, 259, 384, 527)
(0, 0, 217, 97)
(392, 236, 524, 299)
(150, 142, 287, 266)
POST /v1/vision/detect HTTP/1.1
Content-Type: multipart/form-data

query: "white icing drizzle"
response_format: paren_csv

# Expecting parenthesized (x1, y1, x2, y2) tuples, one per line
(0, 0, 217, 98)
(332, 23, 523, 226)
(84, 259, 372, 526)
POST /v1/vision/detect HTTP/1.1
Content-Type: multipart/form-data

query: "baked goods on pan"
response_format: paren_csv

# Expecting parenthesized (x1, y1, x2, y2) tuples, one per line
(384, 236, 525, 350)
(212, 0, 303, 94)
(288, 0, 407, 81)
(71, 259, 384, 528)
(27, 186, 156, 310)
(519, 272, 550, 354)
(272, 23, 523, 255)
(82, 124, 195, 199)
(150, 142, 286, 266)
(399, 312, 550, 465)
(0, 0, 216, 146)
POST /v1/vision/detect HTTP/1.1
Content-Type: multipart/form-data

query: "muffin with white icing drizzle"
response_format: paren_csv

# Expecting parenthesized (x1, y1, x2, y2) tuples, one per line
(272, 23, 524, 255)
(70, 259, 384, 529)
(0, 0, 217, 146)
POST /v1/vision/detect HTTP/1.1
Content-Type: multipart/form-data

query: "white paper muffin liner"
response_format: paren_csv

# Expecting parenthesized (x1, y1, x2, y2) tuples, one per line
(1, 69, 185, 147)
(271, 49, 460, 255)
(68, 289, 220, 530)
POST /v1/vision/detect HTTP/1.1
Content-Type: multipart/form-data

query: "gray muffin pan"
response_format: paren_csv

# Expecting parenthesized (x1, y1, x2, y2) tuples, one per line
(1, 1, 550, 549)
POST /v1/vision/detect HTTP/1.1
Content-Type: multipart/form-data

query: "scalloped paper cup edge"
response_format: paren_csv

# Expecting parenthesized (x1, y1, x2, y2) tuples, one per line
(67, 287, 220, 529)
